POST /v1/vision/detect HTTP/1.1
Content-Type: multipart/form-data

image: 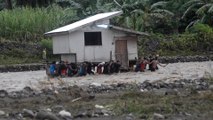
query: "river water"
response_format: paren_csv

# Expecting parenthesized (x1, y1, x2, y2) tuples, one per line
(0, 61, 212, 92)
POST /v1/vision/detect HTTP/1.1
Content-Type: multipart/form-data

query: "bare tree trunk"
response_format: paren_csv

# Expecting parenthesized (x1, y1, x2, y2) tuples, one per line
(5, 0, 12, 9)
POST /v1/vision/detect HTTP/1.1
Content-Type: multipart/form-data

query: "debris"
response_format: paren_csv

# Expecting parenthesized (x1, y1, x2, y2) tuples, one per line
(95, 104, 104, 109)
(0, 110, 5, 116)
(153, 113, 165, 119)
(59, 110, 72, 118)
(22, 109, 35, 118)
(72, 97, 82, 102)
(90, 83, 102, 87)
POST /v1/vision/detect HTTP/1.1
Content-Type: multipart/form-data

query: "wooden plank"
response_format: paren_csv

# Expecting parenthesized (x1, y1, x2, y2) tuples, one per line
(115, 40, 128, 68)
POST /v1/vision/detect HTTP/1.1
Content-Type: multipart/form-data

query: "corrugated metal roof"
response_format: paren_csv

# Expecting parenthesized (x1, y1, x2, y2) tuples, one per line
(45, 11, 122, 36)
(108, 25, 149, 36)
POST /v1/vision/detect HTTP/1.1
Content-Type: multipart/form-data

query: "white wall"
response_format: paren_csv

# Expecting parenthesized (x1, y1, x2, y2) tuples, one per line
(79, 25, 115, 62)
(52, 24, 138, 63)
(127, 38, 138, 60)
(53, 34, 70, 54)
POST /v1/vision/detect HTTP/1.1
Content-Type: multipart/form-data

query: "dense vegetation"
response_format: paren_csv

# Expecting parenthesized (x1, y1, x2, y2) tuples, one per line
(0, 0, 212, 64)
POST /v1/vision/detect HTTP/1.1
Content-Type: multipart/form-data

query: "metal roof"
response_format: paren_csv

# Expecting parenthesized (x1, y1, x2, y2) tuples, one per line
(45, 11, 122, 36)
(108, 25, 149, 36)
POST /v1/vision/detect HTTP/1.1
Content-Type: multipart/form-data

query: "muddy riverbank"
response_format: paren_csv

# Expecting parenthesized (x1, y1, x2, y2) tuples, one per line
(0, 61, 212, 120)
(0, 78, 212, 120)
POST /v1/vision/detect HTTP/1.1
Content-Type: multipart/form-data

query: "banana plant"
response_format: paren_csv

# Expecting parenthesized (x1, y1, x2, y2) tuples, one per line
(113, 0, 174, 32)
(181, 0, 213, 29)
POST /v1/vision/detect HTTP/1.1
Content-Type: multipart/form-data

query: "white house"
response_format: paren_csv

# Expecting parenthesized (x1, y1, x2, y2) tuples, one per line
(45, 11, 148, 68)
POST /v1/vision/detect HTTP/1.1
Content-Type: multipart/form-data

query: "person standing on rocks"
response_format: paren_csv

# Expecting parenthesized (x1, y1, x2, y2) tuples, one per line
(42, 48, 47, 61)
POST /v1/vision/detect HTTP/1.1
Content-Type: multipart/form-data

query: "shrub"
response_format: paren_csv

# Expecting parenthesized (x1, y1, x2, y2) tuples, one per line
(39, 39, 52, 50)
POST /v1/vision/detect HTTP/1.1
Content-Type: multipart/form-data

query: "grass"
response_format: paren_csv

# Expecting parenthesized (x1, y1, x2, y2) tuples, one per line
(111, 90, 213, 118)
(0, 6, 76, 42)
(0, 56, 41, 65)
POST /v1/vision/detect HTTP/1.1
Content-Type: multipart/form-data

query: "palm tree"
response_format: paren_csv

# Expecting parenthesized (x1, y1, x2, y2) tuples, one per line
(113, 0, 174, 32)
(181, 0, 213, 29)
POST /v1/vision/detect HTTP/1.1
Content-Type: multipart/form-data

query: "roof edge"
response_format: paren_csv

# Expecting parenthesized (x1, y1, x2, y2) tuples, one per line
(108, 25, 149, 36)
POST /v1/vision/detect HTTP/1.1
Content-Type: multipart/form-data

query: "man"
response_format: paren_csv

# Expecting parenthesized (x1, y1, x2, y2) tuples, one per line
(42, 48, 47, 60)
(149, 57, 167, 72)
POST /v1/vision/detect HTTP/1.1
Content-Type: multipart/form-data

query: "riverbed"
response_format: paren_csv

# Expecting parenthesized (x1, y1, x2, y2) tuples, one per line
(0, 61, 212, 92)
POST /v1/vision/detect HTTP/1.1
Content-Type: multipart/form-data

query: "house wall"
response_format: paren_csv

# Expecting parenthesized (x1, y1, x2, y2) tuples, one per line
(52, 34, 70, 54)
(52, 25, 138, 63)
(128, 39, 138, 60)
(80, 26, 116, 62)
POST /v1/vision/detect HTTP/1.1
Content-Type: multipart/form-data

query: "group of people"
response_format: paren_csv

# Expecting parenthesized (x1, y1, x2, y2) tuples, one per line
(47, 54, 166, 78)
(48, 60, 121, 78)
(135, 55, 166, 72)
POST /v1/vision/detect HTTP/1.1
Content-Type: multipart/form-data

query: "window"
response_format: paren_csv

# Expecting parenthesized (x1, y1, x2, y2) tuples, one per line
(84, 32, 102, 46)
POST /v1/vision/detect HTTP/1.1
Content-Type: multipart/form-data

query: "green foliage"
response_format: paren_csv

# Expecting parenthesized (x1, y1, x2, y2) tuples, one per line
(181, 0, 213, 28)
(0, 6, 76, 42)
(188, 23, 213, 34)
(0, 55, 40, 65)
(39, 39, 52, 50)
(139, 24, 213, 56)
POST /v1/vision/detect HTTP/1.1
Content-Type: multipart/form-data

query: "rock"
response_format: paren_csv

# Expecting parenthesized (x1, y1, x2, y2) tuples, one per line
(59, 110, 72, 118)
(74, 111, 87, 118)
(35, 111, 60, 120)
(8, 92, 18, 98)
(23, 86, 34, 92)
(94, 108, 103, 115)
(88, 93, 95, 100)
(52, 105, 64, 113)
(101, 109, 111, 116)
(153, 113, 165, 119)
(165, 89, 178, 95)
(46, 108, 52, 112)
(0, 110, 5, 116)
(22, 109, 35, 118)
(126, 113, 135, 120)
(90, 83, 102, 87)
(95, 104, 104, 109)
(209, 85, 213, 91)
(0, 90, 8, 98)
(80, 92, 95, 100)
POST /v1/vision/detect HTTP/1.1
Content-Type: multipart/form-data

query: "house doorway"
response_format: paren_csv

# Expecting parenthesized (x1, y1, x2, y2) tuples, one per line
(115, 40, 128, 69)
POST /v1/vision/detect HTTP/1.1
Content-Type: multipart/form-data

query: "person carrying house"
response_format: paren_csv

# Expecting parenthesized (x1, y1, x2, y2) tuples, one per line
(109, 60, 116, 74)
(103, 62, 110, 74)
(135, 57, 141, 72)
(86, 61, 94, 75)
(60, 61, 67, 77)
(140, 57, 148, 72)
(78, 62, 87, 76)
(67, 62, 78, 77)
(149, 56, 167, 72)
(114, 60, 121, 73)
(97, 62, 105, 74)
(49, 61, 56, 77)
